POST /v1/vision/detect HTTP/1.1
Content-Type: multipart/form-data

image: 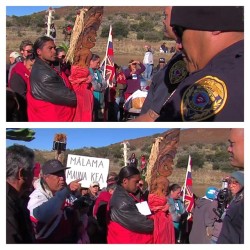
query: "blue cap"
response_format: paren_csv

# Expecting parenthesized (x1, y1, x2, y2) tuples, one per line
(206, 186, 219, 200)
(230, 171, 244, 186)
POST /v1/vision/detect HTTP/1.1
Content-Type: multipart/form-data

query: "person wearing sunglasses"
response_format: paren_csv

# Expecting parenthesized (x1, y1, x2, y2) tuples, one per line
(19, 39, 33, 60)
(157, 6, 244, 122)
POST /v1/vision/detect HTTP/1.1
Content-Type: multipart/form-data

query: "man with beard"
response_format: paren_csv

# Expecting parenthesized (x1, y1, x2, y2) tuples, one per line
(28, 36, 76, 121)
(27, 160, 81, 243)
(157, 6, 244, 122)
(6, 145, 35, 243)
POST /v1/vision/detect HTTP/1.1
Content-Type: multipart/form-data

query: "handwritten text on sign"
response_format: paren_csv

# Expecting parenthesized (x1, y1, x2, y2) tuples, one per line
(66, 154, 110, 189)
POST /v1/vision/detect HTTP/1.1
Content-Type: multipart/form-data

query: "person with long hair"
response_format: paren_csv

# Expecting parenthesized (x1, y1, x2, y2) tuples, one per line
(107, 166, 153, 243)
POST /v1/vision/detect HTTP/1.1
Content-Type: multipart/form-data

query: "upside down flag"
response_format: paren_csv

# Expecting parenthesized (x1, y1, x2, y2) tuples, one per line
(103, 25, 115, 87)
(183, 155, 194, 214)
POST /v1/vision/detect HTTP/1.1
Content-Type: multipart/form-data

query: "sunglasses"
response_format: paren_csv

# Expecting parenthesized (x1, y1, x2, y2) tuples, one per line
(139, 183, 143, 187)
(59, 55, 66, 59)
(24, 50, 33, 53)
(92, 185, 99, 188)
(172, 25, 187, 39)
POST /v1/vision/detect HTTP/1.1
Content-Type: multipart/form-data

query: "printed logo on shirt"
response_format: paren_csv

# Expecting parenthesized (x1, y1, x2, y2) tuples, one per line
(132, 74, 137, 80)
(169, 60, 188, 85)
(181, 76, 227, 121)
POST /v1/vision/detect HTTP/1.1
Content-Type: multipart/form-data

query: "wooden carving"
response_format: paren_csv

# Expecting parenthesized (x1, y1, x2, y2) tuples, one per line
(66, 6, 104, 68)
(146, 129, 180, 197)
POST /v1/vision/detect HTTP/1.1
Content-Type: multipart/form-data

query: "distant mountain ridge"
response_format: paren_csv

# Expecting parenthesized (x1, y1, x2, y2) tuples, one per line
(125, 128, 230, 149)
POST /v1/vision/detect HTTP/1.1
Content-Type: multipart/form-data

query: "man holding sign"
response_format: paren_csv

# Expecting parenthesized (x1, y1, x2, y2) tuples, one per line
(27, 159, 82, 243)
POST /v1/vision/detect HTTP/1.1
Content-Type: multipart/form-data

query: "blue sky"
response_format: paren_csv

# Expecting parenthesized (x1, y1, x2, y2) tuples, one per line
(6, 128, 171, 150)
(6, 6, 61, 17)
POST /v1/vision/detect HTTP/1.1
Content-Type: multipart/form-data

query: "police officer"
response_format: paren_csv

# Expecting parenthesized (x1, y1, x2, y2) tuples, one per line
(132, 6, 188, 122)
(156, 6, 244, 122)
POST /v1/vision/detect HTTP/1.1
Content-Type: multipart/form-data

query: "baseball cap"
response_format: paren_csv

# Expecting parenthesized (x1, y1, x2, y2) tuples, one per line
(9, 51, 21, 59)
(230, 171, 244, 186)
(171, 6, 244, 32)
(205, 186, 219, 200)
(90, 181, 100, 187)
(159, 58, 166, 63)
(42, 159, 70, 175)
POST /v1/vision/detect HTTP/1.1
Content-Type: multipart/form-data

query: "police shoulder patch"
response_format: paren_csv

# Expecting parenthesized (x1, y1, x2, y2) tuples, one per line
(181, 76, 227, 121)
(169, 60, 188, 85)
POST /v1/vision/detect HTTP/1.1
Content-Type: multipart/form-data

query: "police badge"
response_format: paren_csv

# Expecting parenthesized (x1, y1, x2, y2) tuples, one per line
(181, 76, 227, 121)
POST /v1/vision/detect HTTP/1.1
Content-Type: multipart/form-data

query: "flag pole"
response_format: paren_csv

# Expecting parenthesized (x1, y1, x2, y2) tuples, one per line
(103, 25, 112, 79)
(182, 155, 191, 202)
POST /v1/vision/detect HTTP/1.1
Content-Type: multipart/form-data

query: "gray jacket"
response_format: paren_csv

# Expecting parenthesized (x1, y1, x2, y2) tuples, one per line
(189, 197, 218, 244)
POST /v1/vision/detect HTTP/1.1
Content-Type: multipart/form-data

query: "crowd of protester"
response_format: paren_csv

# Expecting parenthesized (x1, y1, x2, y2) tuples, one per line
(6, 37, 153, 122)
(6, 128, 244, 243)
(7, 6, 243, 122)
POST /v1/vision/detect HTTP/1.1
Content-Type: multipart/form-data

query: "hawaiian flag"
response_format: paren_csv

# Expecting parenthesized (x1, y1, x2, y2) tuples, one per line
(103, 25, 115, 87)
(183, 155, 194, 214)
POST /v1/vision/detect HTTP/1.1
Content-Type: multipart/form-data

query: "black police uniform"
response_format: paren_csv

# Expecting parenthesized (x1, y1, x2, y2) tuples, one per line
(157, 40, 244, 121)
(141, 52, 188, 115)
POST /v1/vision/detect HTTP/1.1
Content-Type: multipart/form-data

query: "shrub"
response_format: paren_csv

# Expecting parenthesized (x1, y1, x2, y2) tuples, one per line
(130, 24, 139, 32)
(6, 21, 13, 27)
(33, 15, 47, 28)
(100, 25, 110, 38)
(137, 21, 154, 32)
(190, 152, 205, 170)
(137, 32, 144, 40)
(113, 21, 129, 38)
(53, 14, 60, 20)
(107, 15, 113, 21)
(176, 154, 189, 168)
(65, 14, 75, 23)
(144, 31, 163, 42)
(120, 13, 129, 19)
(213, 162, 234, 172)
(214, 151, 229, 162)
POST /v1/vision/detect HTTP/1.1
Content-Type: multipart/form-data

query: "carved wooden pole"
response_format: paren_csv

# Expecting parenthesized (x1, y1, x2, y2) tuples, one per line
(121, 141, 130, 166)
(53, 133, 67, 164)
(146, 129, 180, 196)
(46, 7, 55, 37)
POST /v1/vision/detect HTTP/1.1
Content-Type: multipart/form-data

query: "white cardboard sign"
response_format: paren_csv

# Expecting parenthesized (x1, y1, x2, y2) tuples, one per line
(66, 154, 110, 189)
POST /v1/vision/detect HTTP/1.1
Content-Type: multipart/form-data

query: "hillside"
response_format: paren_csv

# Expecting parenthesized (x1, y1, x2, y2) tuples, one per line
(6, 6, 175, 65)
(124, 128, 230, 149)
(34, 128, 232, 189)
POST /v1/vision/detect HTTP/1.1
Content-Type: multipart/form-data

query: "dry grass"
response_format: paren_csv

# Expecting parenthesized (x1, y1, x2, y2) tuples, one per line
(6, 24, 175, 66)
